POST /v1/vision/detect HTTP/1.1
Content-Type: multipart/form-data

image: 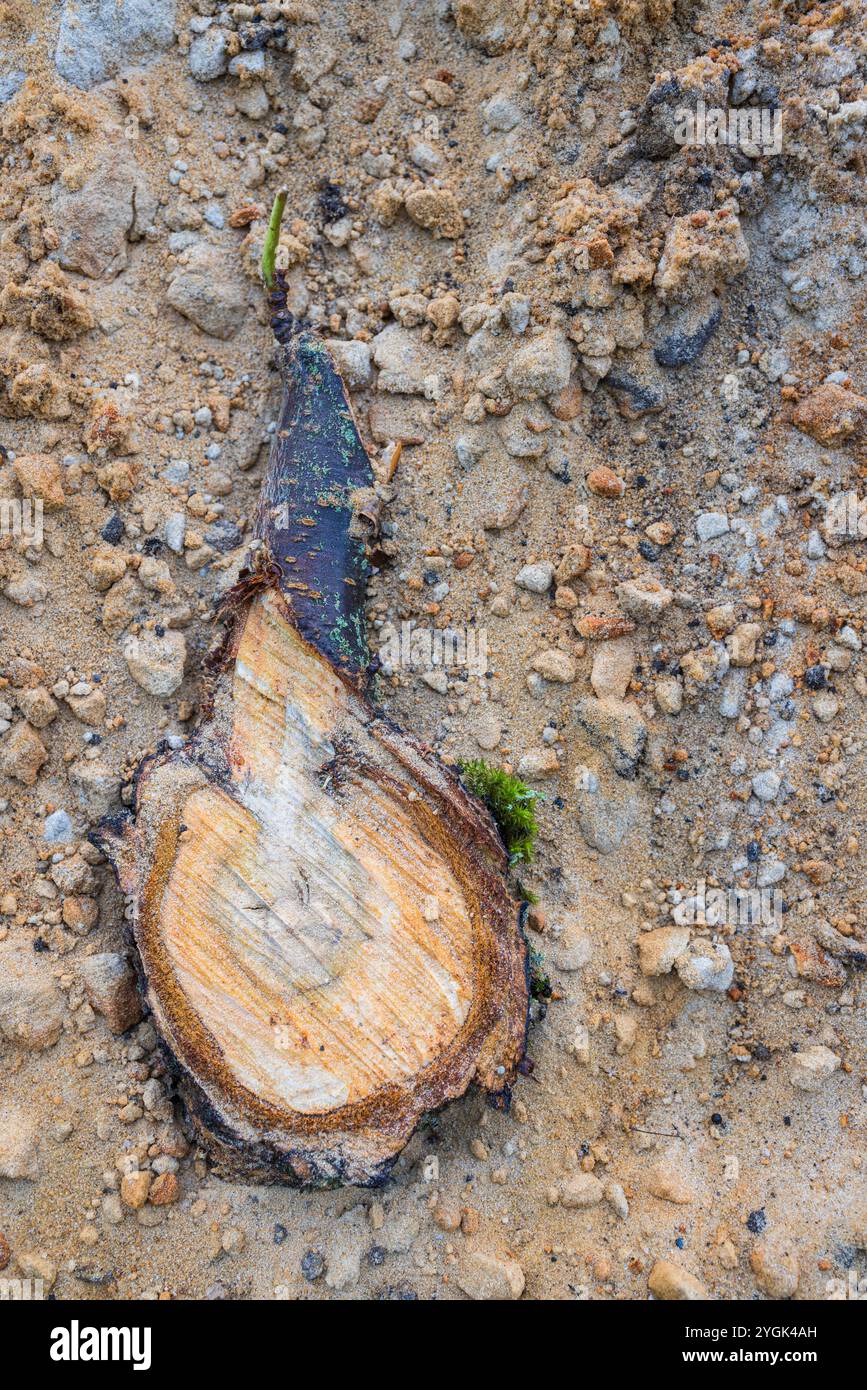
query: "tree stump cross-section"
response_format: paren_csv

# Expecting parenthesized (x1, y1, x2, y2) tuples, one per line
(96, 330, 529, 1187)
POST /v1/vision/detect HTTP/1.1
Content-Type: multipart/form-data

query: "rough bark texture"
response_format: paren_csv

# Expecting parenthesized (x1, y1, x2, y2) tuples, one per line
(95, 329, 529, 1187)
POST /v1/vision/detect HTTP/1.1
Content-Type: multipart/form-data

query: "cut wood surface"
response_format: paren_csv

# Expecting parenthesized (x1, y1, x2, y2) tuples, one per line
(96, 321, 529, 1187)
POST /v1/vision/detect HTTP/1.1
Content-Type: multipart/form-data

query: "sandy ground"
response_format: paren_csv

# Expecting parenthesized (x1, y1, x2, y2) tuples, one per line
(0, 0, 865, 1300)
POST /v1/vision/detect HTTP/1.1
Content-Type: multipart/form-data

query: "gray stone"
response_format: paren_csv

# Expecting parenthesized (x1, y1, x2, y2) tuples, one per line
(164, 512, 187, 554)
(591, 639, 634, 701)
(756, 857, 786, 889)
(0, 942, 65, 1050)
(751, 769, 780, 803)
(457, 1250, 525, 1300)
(229, 50, 265, 80)
(551, 930, 592, 972)
(789, 1044, 840, 1092)
(235, 82, 270, 121)
(122, 629, 186, 696)
(574, 696, 647, 779)
(501, 293, 531, 335)
(531, 649, 576, 683)
(498, 419, 549, 459)
(482, 93, 522, 131)
(559, 1172, 604, 1208)
(371, 325, 435, 395)
(506, 331, 572, 400)
(188, 26, 229, 82)
(516, 748, 559, 779)
(696, 511, 730, 542)
(56, 160, 156, 280)
(409, 141, 440, 173)
(378, 1212, 421, 1255)
(515, 561, 554, 594)
(43, 809, 74, 843)
(654, 675, 683, 714)
(324, 339, 373, 390)
(616, 577, 673, 623)
(205, 520, 242, 555)
(455, 435, 484, 468)
(55, 0, 176, 90)
(166, 245, 249, 340)
(161, 460, 190, 485)
(68, 758, 121, 820)
(50, 854, 97, 896)
(719, 675, 743, 719)
(605, 1181, 629, 1220)
(323, 1245, 362, 1291)
(574, 765, 636, 853)
(812, 691, 839, 723)
(675, 938, 734, 992)
(0, 69, 26, 104)
(0, 1106, 39, 1180)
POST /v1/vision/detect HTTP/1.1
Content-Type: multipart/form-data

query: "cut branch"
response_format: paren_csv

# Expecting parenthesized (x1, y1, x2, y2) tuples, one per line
(95, 318, 528, 1187)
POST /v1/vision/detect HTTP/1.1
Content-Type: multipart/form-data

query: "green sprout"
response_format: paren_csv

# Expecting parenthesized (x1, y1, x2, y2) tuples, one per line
(260, 186, 288, 289)
(459, 759, 542, 866)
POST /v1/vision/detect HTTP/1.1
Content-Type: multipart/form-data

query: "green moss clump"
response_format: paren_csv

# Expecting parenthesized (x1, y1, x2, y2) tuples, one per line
(528, 945, 551, 1000)
(459, 759, 542, 865)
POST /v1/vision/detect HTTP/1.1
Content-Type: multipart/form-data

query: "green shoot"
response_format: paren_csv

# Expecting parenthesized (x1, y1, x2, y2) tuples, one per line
(459, 759, 542, 866)
(260, 186, 288, 289)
